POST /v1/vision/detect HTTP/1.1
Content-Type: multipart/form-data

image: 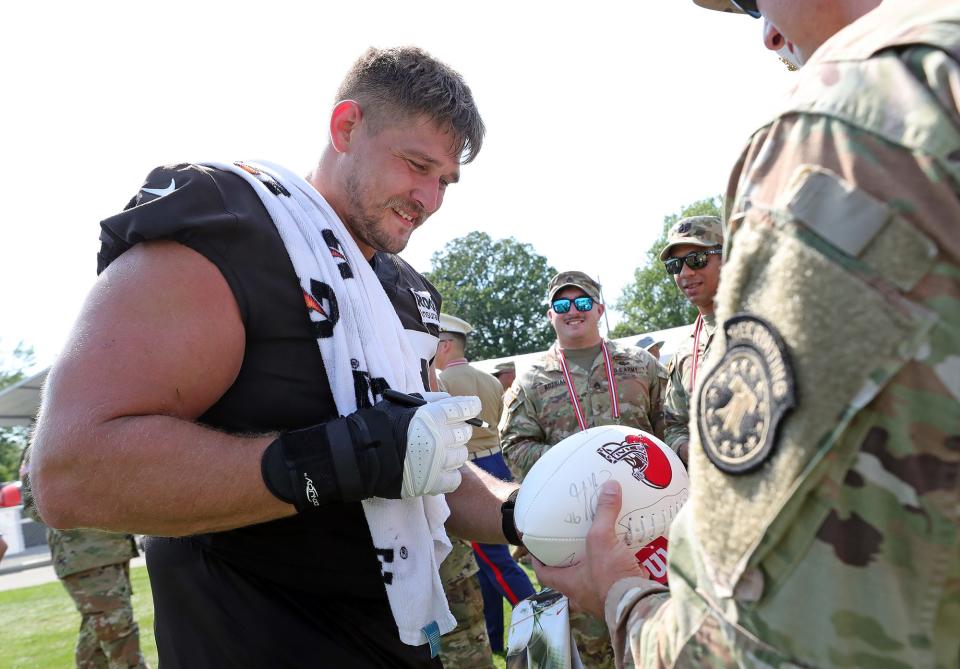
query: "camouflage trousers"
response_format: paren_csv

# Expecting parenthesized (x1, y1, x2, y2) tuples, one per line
(440, 573, 495, 669)
(571, 610, 614, 669)
(60, 562, 149, 669)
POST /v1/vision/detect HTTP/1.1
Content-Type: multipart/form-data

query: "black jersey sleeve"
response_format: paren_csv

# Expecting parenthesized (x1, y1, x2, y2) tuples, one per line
(373, 252, 443, 390)
(97, 163, 288, 325)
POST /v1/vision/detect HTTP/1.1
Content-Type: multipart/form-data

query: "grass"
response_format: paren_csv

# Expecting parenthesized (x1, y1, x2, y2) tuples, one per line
(0, 567, 157, 669)
(0, 564, 536, 669)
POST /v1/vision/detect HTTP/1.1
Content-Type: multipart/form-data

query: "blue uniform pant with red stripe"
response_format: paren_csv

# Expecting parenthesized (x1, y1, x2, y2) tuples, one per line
(470, 452, 536, 652)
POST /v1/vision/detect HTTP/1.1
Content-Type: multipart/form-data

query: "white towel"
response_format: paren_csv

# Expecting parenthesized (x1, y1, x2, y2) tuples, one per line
(204, 160, 456, 647)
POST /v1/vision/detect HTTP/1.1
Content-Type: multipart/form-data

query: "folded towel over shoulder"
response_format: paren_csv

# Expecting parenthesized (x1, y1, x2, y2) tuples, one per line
(205, 160, 456, 647)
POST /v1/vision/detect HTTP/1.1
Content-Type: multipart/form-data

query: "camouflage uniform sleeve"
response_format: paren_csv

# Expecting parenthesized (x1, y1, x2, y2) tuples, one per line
(662, 357, 689, 453)
(604, 578, 672, 669)
(499, 382, 549, 481)
(648, 361, 667, 441)
(636, 28, 960, 669)
(18, 445, 41, 523)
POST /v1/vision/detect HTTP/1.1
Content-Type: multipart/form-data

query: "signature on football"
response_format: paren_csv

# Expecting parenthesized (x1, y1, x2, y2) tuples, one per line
(565, 470, 613, 525)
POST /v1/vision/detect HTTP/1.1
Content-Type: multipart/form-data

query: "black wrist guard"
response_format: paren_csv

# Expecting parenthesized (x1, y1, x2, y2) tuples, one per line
(261, 402, 416, 512)
(500, 488, 523, 546)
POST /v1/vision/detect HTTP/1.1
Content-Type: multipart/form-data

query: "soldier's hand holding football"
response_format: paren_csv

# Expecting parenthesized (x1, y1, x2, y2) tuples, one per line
(533, 481, 648, 618)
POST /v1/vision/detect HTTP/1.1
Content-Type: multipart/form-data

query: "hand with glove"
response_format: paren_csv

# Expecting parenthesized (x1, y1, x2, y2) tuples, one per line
(261, 391, 481, 512)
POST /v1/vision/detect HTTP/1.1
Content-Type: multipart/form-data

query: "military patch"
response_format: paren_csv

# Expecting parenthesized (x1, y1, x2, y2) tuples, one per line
(697, 313, 796, 474)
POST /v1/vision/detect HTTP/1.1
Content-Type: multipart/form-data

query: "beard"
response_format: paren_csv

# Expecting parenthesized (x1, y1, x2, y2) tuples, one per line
(343, 166, 423, 255)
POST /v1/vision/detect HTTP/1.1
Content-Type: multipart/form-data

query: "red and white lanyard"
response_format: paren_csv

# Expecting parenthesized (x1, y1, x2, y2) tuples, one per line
(556, 341, 620, 432)
(689, 313, 705, 392)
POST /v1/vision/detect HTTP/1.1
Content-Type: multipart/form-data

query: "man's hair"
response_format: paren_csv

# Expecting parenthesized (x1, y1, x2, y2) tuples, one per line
(336, 46, 485, 164)
(442, 332, 467, 352)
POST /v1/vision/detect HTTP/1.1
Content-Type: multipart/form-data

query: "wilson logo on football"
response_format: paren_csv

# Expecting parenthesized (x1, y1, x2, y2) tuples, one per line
(633, 536, 669, 585)
(597, 434, 672, 489)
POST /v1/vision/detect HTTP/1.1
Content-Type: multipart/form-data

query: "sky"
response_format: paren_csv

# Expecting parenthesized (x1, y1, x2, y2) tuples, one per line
(0, 1, 792, 370)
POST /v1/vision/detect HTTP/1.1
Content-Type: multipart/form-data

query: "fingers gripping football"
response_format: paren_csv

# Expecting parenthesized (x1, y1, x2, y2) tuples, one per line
(402, 395, 481, 497)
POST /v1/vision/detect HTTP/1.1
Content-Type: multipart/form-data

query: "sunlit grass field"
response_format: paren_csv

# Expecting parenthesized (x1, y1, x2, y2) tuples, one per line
(0, 564, 535, 668)
(0, 567, 157, 669)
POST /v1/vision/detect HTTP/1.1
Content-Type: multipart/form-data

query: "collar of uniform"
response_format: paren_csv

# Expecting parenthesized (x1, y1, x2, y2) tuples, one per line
(548, 339, 616, 372)
(444, 358, 469, 368)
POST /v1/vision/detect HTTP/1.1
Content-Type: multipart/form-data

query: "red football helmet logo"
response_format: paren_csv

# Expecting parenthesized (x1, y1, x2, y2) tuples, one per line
(597, 434, 673, 489)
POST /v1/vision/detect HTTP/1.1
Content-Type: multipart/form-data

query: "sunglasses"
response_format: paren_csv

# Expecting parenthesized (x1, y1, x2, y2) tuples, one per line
(731, 0, 761, 18)
(552, 296, 594, 314)
(664, 248, 722, 275)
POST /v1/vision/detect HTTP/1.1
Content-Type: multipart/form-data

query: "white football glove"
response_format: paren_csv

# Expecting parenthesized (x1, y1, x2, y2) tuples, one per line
(402, 393, 481, 497)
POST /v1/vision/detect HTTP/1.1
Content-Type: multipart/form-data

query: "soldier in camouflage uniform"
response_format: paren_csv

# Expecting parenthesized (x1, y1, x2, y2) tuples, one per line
(501, 271, 665, 669)
(534, 1, 960, 668)
(21, 448, 148, 669)
(501, 271, 665, 480)
(439, 537, 494, 668)
(659, 216, 724, 464)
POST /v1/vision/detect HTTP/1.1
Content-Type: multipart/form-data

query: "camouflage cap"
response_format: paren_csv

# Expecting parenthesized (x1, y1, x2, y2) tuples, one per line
(658, 215, 724, 261)
(492, 361, 515, 376)
(692, 0, 745, 14)
(547, 271, 602, 303)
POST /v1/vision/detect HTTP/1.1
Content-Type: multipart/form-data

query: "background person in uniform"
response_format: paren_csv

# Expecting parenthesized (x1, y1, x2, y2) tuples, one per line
(635, 336, 664, 362)
(535, 1, 960, 667)
(491, 361, 516, 393)
(659, 216, 723, 464)
(21, 447, 148, 669)
(29, 47, 526, 668)
(500, 271, 665, 669)
(435, 313, 535, 655)
(438, 538, 493, 669)
(48, 529, 147, 669)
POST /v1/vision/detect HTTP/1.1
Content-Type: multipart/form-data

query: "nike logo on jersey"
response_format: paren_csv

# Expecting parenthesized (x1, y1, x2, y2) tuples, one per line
(141, 179, 177, 198)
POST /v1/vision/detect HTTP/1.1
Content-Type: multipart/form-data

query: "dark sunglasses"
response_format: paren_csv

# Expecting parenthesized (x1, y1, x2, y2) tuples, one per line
(552, 296, 594, 314)
(731, 0, 761, 18)
(664, 248, 722, 275)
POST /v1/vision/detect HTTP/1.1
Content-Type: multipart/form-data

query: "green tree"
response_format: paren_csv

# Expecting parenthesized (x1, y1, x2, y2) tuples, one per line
(426, 232, 557, 360)
(611, 197, 722, 338)
(0, 342, 35, 482)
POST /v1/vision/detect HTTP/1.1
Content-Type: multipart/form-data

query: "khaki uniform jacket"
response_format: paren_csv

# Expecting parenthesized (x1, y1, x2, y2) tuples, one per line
(438, 360, 504, 456)
(500, 339, 666, 480)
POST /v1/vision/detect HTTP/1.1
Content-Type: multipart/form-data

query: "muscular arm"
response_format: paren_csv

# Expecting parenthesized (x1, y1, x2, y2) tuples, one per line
(445, 462, 517, 544)
(32, 241, 294, 536)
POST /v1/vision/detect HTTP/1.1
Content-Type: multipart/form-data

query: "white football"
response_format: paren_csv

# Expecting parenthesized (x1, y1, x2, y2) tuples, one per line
(515, 425, 689, 567)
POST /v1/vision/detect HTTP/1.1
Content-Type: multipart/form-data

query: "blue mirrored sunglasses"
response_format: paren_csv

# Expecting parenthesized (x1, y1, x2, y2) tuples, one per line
(552, 296, 594, 314)
(731, 0, 761, 18)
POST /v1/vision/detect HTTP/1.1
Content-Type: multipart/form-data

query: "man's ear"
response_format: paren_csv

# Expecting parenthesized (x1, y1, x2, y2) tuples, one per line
(597, 303, 606, 318)
(330, 100, 363, 153)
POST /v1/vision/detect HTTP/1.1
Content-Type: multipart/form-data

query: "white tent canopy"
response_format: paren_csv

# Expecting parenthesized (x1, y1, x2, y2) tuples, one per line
(0, 369, 48, 427)
(472, 324, 690, 376)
